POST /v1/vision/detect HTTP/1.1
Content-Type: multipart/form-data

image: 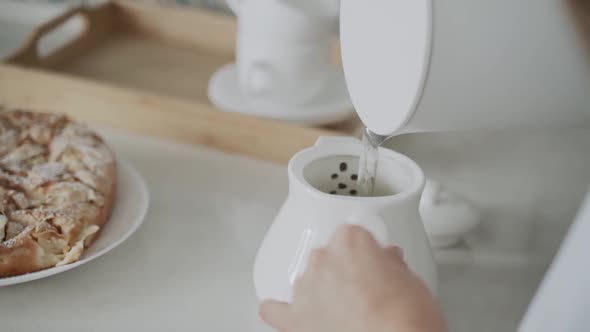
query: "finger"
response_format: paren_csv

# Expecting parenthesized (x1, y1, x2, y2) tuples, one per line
(384, 246, 407, 266)
(331, 224, 377, 252)
(259, 300, 293, 330)
(385, 246, 404, 260)
(307, 247, 328, 270)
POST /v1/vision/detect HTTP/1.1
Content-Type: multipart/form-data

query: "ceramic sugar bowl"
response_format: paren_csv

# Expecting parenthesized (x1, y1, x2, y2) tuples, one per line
(253, 136, 437, 302)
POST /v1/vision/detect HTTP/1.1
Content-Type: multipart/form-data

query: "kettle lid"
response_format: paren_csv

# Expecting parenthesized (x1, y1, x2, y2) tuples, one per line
(340, 0, 432, 136)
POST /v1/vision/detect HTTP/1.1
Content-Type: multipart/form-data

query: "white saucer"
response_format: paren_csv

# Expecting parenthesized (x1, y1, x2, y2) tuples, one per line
(0, 159, 150, 287)
(208, 63, 355, 125)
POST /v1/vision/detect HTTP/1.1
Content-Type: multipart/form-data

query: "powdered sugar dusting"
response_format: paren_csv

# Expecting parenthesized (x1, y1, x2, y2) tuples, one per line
(2, 237, 17, 248)
(0, 144, 45, 165)
(25, 162, 67, 189)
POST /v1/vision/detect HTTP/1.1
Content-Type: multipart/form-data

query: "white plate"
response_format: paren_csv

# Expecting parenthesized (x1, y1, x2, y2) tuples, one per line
(0, 159, 150, 287)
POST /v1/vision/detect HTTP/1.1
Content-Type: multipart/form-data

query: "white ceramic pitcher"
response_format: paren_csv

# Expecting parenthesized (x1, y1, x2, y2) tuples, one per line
(253, 136, 437, 302)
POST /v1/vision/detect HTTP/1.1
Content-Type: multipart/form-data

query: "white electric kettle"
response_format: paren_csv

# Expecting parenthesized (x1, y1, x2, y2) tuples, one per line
(340, 0, 590, 135)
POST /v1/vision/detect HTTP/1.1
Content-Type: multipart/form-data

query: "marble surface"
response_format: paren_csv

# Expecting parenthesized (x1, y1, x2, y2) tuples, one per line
(0, 128, 587, 332)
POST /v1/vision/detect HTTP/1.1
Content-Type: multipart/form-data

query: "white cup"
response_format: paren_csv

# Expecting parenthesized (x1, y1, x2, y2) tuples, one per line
(229, 0, 337, 104)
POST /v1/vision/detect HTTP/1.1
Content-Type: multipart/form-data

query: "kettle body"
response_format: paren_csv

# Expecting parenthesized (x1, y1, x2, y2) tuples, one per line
(340, 0, 590, 136)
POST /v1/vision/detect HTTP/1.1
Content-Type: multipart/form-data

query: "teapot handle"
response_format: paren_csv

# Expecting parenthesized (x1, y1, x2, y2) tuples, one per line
(346, 214, 389, 247)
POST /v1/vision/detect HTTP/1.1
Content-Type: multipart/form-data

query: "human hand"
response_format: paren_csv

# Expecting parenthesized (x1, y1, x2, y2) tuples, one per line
(260, 225, 447, 332)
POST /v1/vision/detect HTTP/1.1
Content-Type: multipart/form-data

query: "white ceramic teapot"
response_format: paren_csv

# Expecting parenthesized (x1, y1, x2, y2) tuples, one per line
(253, 136, 437, 302)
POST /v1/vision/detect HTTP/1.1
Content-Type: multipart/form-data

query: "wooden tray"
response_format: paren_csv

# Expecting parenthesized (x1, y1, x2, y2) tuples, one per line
(4, 0, 360, 132)
(0, 62, 340, 164)
(0, 1, 76, 60)
(6, 2, 237, 103)
(0, 1, 361, 164)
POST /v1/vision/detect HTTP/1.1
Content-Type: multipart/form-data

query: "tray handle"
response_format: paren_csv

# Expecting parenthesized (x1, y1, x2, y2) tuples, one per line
(6, 5, 108, 67)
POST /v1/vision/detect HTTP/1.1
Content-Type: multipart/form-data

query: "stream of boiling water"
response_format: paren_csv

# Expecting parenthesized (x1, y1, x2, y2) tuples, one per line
(357, 127, 389, 196)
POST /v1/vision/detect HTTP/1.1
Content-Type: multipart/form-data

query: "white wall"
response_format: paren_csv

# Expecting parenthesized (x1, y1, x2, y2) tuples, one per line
(387, 129, 590, 262)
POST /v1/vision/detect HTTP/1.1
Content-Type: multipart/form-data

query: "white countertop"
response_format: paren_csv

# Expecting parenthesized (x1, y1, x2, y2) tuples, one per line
(1, 2, 588, 330)
(1, 127, 588, 332)
(1, 128, 284, 331)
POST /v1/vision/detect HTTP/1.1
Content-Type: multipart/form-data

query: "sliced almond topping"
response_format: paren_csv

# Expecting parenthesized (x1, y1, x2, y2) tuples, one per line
(8, 210, 39, 226)
(26, 124, 53, 145)
(43, 181, 105, 207)
(0, 143, 46, 165)
(0, 130, 19, 157)
(5, 221, 26, 240)
(78, 224, 99, 246)
(9, 191, 29, 210)
(0, 190, 29, 213)
(74, 169, 111, 196)
(56, 240, 84, 267)
(0, 169, 25, 188)
(24, 162, 67, 190)
(32, 221, 68, 255)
